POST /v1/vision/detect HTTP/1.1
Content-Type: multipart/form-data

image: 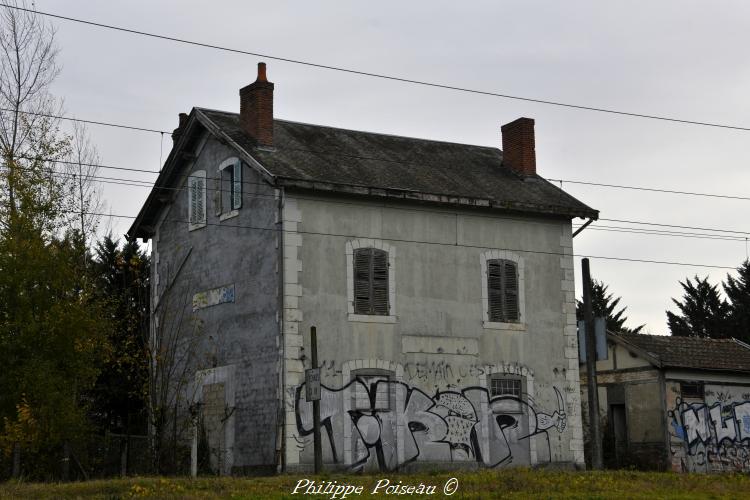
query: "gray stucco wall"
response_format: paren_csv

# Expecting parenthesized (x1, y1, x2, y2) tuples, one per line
(152, 134, 279, 472)
(283, 193, 584, 471)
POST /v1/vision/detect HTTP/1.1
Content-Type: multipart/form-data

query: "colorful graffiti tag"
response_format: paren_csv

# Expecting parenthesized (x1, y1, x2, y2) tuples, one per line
(668, 397, 750, 472)
(295, 378, 566, 471)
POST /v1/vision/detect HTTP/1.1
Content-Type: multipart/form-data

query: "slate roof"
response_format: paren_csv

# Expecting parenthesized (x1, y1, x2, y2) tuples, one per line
(612, 332, 750, 373)
(201, 109, 597, 217)
(128, 108, 598, 239)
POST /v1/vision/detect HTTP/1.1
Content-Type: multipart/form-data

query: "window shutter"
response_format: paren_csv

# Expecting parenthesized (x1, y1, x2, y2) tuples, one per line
(214, 172, 222, 216)
(503, 261, 519, 321)
(232, 160, 242, 209)
(487, 259, 519, 322)
(353, 249, 371, 314)
(353, 248, 389, 315)
(189, 177, 198, 223)
(195, 175, 206, 223)
(371, 249, 389, 315)
(487, 260, 504, 322)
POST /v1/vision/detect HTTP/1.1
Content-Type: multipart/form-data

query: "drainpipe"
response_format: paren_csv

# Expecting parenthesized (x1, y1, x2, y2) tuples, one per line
(276, 186, 286, 473)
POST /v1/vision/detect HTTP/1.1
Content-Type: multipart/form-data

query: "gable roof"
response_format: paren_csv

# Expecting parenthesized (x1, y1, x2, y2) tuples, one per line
(610, 332, 750, 373)
(128, 108, 598, 239)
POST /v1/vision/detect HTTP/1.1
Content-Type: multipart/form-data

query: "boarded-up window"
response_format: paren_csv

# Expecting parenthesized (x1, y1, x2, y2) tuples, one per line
(188, 171, 206, 227)
(487, 259, 519, 322)
(353, 248, 389, 315)
(353, 371, 391, 411)
(680, 382, 704, 400)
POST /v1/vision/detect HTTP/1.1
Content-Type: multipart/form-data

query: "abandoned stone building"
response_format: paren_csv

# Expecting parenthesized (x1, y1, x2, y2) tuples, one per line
(128, 62, 598, 474)
(581, 332, 750, 472)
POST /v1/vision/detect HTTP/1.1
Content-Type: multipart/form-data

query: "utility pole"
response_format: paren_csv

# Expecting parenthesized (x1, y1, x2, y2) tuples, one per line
(308, 327, 322, 473)
(582, 258, 603, 469)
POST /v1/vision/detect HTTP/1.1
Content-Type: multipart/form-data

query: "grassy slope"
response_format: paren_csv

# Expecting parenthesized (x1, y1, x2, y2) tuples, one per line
(1, 470, 749, 499)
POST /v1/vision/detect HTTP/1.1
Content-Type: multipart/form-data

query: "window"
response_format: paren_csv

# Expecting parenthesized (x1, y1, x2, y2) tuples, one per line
(490, 378, 522, 398)
(487, 259, 519, 323)
(680, 382, 704, 400)
(188, 170, 206, 230)
(218, 158, 241, 218)
(489, 375, 525, 413)
(353, 248, 389, 315)
(346, 239, 396, 323)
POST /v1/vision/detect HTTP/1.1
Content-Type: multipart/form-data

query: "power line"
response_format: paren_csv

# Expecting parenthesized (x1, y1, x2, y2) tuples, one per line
(73, 209, 735, 270)
(0, 107, 169, 134)
(9, 155, 750, 238)
(573, 225, 749, 242)
(550, 178, 750, 202)
(3, 3, 750, 133)
(599, 218, 750, 236)
(7, 167, 749, 245)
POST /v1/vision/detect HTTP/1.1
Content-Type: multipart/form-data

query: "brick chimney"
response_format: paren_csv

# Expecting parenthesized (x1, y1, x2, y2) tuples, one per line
(240, 62, 274, 147)
(171, 112, 189, 145)
(501, 117, 536, 176)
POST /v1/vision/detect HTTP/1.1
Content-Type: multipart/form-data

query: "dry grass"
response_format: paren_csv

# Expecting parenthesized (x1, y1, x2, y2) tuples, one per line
(1, 469, 749, 499)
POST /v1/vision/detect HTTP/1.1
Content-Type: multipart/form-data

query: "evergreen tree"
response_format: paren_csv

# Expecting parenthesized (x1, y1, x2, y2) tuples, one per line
(88, 235, 150, 437)
(723, 260, 750, 343)
(576, 279, 644, 333)
(666, 276, 730, 338)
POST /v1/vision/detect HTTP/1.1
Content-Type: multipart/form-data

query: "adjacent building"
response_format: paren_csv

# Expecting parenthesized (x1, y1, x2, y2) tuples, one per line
(128, 63, 598, 474)
(581, 332, 750, 472)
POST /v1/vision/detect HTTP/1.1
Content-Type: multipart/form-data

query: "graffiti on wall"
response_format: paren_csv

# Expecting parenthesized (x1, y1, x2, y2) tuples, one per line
(295, 378, 566, 471)
(668, 396, 750, 472)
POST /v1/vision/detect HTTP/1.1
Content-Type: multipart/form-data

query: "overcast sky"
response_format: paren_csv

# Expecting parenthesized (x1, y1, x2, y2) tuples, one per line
(33, 0, 750, 334)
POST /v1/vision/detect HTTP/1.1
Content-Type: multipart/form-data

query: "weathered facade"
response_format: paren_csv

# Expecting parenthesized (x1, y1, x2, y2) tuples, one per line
(581, 332, 750, 472)
(129, 63, 598, 474)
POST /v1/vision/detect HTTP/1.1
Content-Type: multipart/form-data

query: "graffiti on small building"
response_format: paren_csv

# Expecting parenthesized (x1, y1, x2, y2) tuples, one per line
(668, 396, 750, 473)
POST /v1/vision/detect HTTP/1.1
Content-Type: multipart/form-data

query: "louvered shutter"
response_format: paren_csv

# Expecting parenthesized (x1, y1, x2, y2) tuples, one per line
(353, 249, 371, 314)
(503, 260, 519, 321)
(353, 248, 389, 315)
(232, 160, 242, 209)
(487, 259, 504, 322)
(371, 249, 389, 315)
(195, 175, 206, 223)
(189, 177, 198, 223)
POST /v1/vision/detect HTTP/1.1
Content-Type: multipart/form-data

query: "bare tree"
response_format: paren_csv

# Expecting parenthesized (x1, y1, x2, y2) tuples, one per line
(0, 0, 62, 220)
(64, 122, 103, 251)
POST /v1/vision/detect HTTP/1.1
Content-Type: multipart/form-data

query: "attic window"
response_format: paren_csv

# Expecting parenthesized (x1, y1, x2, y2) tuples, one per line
(487, 259, 519, 323)
(218, 157, 242, 218)
(680, 382, 704, 400)
(353, 248, 389, 316)
(188, 170, 206, 230)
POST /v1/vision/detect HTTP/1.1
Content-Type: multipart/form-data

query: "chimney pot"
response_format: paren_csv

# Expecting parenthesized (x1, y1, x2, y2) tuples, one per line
(257, 62, 268, 82)
(239, 62, 274, 146)
(501, 117, 536, 176)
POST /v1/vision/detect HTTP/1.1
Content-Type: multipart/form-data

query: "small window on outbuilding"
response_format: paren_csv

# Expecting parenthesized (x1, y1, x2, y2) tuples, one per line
(353, 248, 389, 315)
(487, 259, 519, 322)
(218, 158, 242, 216)
(680, 382, 704, 400)
(188, 170, 206, 230)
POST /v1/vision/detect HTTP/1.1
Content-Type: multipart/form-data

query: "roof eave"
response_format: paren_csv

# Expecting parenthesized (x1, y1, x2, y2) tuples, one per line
(278, 177, 598, 219)
(126, 111, 203, 241)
